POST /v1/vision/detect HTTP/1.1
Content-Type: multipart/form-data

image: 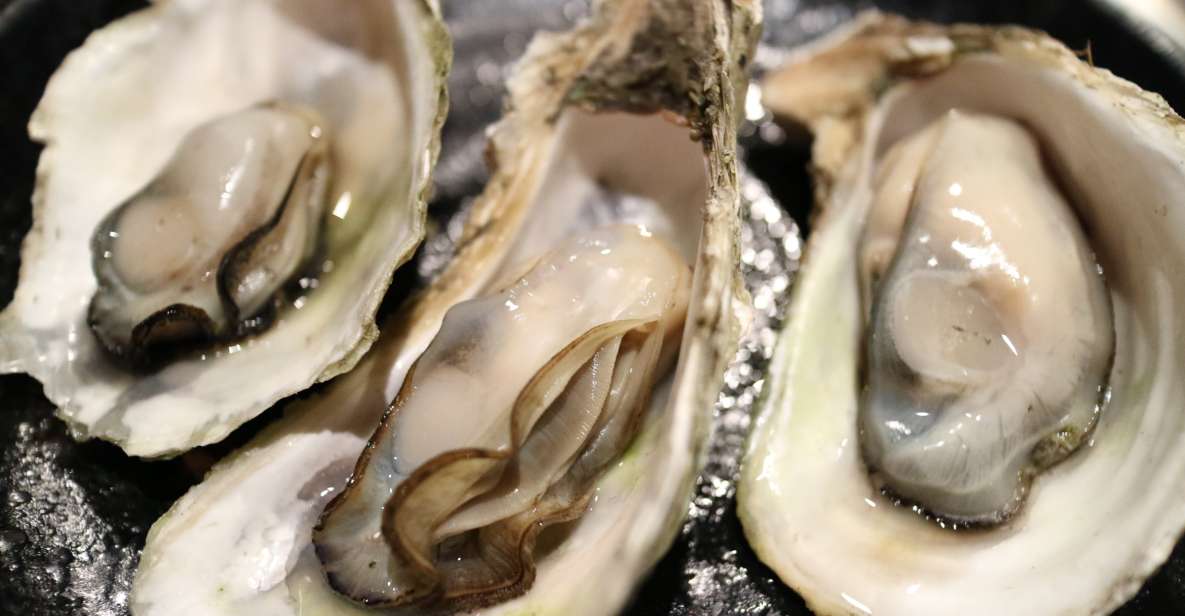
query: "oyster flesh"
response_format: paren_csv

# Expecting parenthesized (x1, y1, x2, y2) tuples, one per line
(740, 12, 1185, 615)
(316, 225, 691, 608)
(0, 0, 450, 456)
(132, 0, 757, 614)
(88, 103, 332, 365)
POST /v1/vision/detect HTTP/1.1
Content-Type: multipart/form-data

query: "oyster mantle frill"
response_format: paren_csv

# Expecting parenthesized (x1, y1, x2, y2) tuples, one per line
(315, 226, 691, 608)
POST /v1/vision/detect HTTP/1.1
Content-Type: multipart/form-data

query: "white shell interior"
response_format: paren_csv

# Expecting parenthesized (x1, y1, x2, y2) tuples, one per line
(741, 53, 1185, 615)
(0, 0, 443, 456)
(132, 111, 712, 615)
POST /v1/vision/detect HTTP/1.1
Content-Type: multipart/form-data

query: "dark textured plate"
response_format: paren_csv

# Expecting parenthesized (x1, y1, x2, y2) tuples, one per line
(1, 1, 1184, 614)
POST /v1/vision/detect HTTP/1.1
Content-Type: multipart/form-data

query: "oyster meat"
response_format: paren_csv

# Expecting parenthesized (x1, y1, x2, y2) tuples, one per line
(132, 0, 757, 614)
(89, 104, 332, 365)
(740, 12, 1185, 615)
(860, 109, 1114, 523)
(316, 226, 691, 608)
(0, 0, 450, 456)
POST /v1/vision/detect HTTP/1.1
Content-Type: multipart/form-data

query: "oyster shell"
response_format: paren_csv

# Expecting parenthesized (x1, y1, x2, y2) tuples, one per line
(0, 0, 450, 456)
(740, 12, 1185, 615)
(132, 0, 757, 614)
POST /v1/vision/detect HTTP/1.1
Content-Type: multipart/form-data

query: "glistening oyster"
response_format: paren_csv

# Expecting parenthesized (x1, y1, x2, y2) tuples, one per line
(132, 0, 758, 614)
(0, 0, 450, 457)
(740, 12, 1185, 616)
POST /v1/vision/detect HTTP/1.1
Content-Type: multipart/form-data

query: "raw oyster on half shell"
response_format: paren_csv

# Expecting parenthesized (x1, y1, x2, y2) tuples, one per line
(132, 0, 758, 614)
(740, 12, 1185, 616)
(88, 103, 332, 366)
(0, 0, 450, 457)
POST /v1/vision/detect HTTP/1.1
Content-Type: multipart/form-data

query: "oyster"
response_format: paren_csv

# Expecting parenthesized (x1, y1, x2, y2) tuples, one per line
(132, 0, 757, 614)
(316, 225, 692, 608)
(859, 109, 1114, 523)
(0, 0, 450, 456)
(739, 12, 1185, 615)
(88, 103, 332, 365)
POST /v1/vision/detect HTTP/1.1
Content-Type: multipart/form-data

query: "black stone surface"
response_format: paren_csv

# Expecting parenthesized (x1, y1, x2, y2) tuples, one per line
(1, 1, 1184, 615)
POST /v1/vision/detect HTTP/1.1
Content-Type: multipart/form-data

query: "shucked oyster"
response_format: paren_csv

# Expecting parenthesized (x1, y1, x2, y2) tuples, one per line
(0, 0, 450, 456)
(740, 12, 1185, 615)
(88, 103, 332, 365)
(316, 226, 692, 608)
(133, 0, 757, 614)
(859, 109, 1114, 523)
